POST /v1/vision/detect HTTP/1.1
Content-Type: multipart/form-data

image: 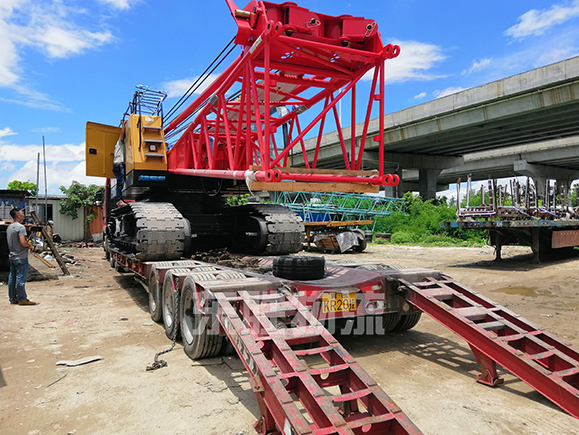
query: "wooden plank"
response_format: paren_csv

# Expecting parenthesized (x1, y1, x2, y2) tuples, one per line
(248, 181, 379, 193)
(33, 253, 56, 268)
(303, 220, 374, 228)
(249, 165, 378, 176)
(30, 211, 70, 275)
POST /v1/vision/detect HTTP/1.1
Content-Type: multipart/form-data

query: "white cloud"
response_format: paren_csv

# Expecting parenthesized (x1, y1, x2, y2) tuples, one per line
(505, 2, 579, 39)
(0, 127, 17, 138)
(413, 92, 426, 100)
(0, 143, 86, 162)
(8, 160, 104, 194)
(32, 127, 61, 134)
(377, 40, 447, 83)
(33, 26, 112, 59)
(481, 30, 579, 81)
(0, 0, 124, 107)
(0, 141, 103, 194)
(1, 82, 69, 111)
(163, 74, 221, 99)
(1, 161, 15, 171)
(534, 45, 579, 67)
(98, 0, 138, 10)
(462, 58, 492, 75)
(433, 87, 466, 99)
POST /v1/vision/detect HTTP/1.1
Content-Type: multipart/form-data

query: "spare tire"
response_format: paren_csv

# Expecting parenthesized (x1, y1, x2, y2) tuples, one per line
(273, 256, 325, 280)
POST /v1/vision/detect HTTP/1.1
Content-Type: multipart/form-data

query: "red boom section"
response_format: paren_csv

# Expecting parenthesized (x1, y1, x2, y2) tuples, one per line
(165, 0, 400, 192)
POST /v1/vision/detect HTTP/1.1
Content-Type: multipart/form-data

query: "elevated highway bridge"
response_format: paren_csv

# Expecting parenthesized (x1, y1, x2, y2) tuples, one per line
(292, 56, 579, 199)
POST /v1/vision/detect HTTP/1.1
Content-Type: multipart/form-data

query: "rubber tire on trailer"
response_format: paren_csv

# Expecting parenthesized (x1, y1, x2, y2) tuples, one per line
(115, 261, 125, 273)
(148, 268, 162, 322)
(179, 277, 223, 360)
(162, 270, 180, 340)
(103, 235, 110, 260)
(352, 229, 367, 253)
(393, 311, 422, 331)
(219, 338, 236, 356)
(382, 312, 402, 333)
(273, 256, 325, 280)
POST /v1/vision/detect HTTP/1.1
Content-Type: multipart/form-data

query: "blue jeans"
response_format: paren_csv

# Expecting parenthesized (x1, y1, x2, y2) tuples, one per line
(8, 258, 29, 303)
(112, 162, 125, 201)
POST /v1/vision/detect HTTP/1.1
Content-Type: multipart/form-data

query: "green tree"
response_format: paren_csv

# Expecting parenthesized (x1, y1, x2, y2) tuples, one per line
(374, 192, 487, 246)
(7, 180, 38, 196)
(59, 181, 104, 220)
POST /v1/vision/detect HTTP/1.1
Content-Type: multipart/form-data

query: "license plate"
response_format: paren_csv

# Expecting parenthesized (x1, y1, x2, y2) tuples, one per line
(322, 293, 357, 313)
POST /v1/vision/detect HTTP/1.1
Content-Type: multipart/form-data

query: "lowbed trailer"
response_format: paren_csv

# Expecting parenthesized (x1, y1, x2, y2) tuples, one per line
(109, 249, 579, 434)
(441, 219, 579, 263)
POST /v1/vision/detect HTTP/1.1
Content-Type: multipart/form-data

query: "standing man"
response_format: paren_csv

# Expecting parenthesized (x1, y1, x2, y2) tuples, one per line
(112, 122, 127, 207)
(7, 208, 37, 306)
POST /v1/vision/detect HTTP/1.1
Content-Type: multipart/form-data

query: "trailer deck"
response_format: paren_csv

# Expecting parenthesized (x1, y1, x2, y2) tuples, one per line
(441, 219, 579, 263)
(109, 249, 579, 433)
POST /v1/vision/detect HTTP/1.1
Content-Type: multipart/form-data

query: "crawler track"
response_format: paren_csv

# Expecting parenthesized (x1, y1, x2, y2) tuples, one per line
(232, 204, 304, 255)
(110, 202, 190, 261)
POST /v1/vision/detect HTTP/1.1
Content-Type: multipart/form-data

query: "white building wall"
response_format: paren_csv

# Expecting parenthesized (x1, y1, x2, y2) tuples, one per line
(31, 198, 86, 242)
(53, 206, 86, 241)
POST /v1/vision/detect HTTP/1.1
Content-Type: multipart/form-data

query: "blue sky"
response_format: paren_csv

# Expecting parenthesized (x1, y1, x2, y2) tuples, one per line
(1, 0, 579, 194)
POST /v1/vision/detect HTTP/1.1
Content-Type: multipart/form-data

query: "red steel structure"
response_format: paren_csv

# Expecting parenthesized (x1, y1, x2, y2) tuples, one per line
(165, 0, 400, 192)
(403, 277, 579, 419)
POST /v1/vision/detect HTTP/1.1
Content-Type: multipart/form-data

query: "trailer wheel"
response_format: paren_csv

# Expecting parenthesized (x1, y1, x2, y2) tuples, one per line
(393, 311, 422, 331)
(103, 235, 110, 260)
(148, 268, 162, 322)
(352, 229, 367, 253)
(115, 261, 125, 273)
(219, 338, 236, 356)
(180, 277, 223, 360)
(382, 312, 402, 332)
(162, 271, 180, 340)
(273, 256, 325, 280)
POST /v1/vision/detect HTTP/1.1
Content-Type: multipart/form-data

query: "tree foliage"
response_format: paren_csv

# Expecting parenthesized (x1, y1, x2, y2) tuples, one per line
(7, 180, 38, 196)
(59, 181, 104, 220)
(373, 192, 487, 246)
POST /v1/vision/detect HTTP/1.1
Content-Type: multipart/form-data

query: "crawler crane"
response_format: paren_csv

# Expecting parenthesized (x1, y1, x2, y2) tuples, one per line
(86, 0, 399, 259)
(86, 1, 579, 433)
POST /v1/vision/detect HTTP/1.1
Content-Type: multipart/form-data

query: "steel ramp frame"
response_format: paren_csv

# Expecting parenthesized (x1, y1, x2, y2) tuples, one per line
(214, 289, 422, 434)
(400, 277, 579, 419)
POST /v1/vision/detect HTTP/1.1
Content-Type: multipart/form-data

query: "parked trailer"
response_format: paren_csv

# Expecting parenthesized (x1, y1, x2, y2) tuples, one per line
(441, 219, 579, 263)
(109, 249, 579, 434)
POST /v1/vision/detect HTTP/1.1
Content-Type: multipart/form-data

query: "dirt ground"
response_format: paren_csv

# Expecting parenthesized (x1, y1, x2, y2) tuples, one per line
(1, 243, 578, 435)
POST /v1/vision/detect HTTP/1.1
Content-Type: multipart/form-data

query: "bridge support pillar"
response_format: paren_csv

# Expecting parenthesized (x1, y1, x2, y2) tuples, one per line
(418, 168, 441, 200)
(382, 164, 401, 197)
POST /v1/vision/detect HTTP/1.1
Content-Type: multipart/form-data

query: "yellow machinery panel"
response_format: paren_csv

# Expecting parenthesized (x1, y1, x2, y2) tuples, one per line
(125, 114, 168, 173)
(86, 122, 121, 178)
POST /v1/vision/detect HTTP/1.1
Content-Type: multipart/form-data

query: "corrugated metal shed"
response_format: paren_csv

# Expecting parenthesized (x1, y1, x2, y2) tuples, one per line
(31, 196, 86, 242)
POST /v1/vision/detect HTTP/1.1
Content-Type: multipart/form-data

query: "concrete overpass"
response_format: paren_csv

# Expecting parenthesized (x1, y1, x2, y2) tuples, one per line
(292, 56, 579, 199)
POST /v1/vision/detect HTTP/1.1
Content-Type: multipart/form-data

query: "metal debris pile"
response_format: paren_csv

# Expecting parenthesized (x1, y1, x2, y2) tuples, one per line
(457, 176, 579, 221)
(191, 249, 271, 273)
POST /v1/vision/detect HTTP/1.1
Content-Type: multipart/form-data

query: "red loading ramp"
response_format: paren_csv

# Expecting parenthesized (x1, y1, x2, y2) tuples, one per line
(214, 289, 422, 435)
(400, 277, 579, 419)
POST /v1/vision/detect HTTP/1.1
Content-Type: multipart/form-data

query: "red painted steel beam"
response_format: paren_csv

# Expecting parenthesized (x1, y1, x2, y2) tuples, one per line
(402, 278, 579, 419)
(166, 0, 401, 189)
(214, 288, 423, 434)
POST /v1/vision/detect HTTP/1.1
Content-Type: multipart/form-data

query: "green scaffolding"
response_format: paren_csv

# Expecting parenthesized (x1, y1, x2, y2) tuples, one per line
(271, 191, 405, 230)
